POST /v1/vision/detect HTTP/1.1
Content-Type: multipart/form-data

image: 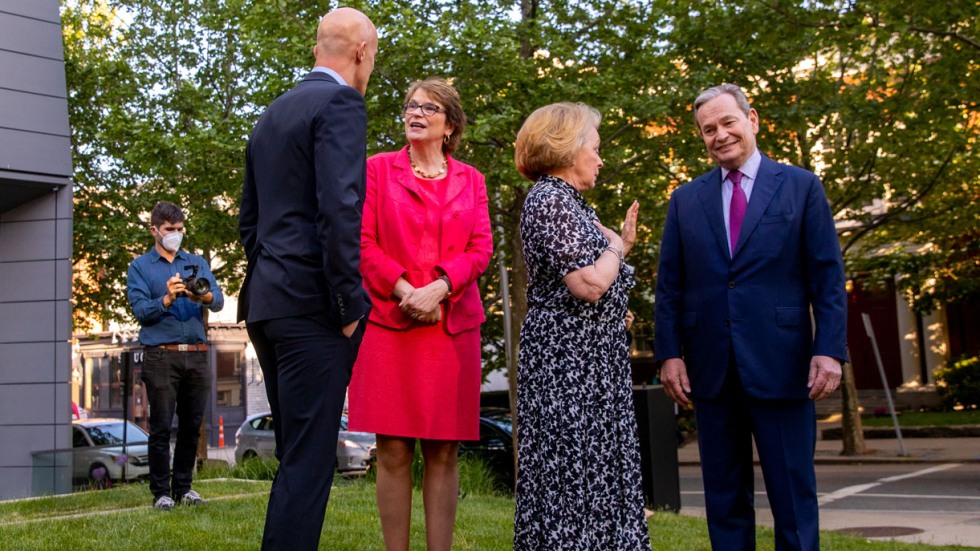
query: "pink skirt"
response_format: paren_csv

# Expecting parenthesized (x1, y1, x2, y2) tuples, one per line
(347, 320, 481, 440)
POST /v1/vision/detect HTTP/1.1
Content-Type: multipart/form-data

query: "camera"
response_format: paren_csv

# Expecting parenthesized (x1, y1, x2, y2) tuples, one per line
(180, 265, 211, 297)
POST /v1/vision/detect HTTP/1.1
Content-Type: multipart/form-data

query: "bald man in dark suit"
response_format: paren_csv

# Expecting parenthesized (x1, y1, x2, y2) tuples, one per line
(239, 8, 377, 550)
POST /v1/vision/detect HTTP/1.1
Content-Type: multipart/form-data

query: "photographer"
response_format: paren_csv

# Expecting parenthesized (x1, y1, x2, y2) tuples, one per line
(127, 201, 224, 511)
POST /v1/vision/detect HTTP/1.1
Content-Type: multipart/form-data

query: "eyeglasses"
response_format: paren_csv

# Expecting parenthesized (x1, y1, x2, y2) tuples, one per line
(404, 101, 445, 117)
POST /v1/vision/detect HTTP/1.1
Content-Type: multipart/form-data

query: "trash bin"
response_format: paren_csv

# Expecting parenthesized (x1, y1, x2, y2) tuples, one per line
(632, 384, 681, 512)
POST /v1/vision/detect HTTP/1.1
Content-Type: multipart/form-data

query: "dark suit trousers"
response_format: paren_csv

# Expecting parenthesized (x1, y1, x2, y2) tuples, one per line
(247, 311, 365, 551)
(694, 366, 818, 551)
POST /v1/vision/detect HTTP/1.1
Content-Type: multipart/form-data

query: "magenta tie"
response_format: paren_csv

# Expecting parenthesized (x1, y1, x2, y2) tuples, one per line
(729, 170, 746, 253)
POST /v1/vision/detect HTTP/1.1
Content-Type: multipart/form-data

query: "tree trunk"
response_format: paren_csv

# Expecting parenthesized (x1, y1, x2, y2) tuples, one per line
(197, 418, 209, 470)
(839, 361, 866, 455)
(506, 189, 529, 490)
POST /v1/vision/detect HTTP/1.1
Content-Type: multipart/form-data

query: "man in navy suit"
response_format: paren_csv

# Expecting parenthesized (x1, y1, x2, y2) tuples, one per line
(655, 84, 847, 551)
(239, 8, 377, 550)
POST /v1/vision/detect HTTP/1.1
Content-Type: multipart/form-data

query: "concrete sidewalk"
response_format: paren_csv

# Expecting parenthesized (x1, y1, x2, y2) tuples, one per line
(207, 445, 235, 466)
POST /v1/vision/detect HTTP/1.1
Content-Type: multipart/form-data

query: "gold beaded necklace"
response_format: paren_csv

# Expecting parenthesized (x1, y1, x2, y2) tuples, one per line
(407, 145, 447, 179)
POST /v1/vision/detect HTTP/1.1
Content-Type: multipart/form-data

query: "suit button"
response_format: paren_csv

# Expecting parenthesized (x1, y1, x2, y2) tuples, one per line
(728, 281, 736, 288)
(448, 245, 455, 252)
(453, 212, 460, 219)
(724, 319, 730, 326)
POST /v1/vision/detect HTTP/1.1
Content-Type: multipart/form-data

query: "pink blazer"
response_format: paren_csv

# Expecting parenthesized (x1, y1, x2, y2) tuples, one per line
(360, 147, 493, 334)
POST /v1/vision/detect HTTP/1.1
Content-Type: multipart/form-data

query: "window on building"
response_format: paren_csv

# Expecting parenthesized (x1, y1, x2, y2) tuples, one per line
(85, 355, 106, 411)
(215, 349, 244, 407)
(109, 354, 125, 408)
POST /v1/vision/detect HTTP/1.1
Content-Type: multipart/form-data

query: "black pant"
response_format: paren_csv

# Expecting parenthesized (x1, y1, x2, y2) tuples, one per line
(248, 311, 365, 551)
(140, 348, 210, 500)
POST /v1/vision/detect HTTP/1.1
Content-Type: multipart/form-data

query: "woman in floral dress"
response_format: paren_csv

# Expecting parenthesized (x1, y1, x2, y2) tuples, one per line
(512, 102, 650, 550)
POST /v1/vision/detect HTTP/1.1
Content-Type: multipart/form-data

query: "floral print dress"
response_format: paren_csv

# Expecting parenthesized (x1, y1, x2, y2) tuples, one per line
(514, 175, 650, 550)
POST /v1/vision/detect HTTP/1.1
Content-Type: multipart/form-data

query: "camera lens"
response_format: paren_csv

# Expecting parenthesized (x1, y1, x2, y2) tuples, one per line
(189, 278, 211, 296)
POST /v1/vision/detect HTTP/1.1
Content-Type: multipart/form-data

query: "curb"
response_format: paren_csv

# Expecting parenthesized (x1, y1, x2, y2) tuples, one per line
(821, 425, 980, 440)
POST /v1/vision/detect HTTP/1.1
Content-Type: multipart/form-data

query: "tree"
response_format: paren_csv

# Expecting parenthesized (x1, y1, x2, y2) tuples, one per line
(64, 0, 143, 331)
(65, 0, 323, 330)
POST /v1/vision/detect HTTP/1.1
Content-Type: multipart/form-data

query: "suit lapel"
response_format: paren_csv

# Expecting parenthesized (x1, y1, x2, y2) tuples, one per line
(732, 155, 782, 258)
(393, 147, 422, 199)
(441, 156, 467, 204)
(696, 168, 732, 260)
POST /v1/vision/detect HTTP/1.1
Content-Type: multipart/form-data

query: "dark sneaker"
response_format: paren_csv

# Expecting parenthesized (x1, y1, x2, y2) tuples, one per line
(153, 495, 176, 511)
(177, 489, 205, 505)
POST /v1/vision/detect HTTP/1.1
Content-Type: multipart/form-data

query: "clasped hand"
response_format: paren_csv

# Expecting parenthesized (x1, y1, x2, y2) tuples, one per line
(397, 279, 447, 324)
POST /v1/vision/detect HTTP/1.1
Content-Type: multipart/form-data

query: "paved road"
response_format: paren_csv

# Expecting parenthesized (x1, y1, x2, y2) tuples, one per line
(679, 463, 980, 547)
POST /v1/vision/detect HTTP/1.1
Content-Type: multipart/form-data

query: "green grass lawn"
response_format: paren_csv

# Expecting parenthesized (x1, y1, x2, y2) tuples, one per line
(860, 408, 980, 427)
(0, 476, 973, 550)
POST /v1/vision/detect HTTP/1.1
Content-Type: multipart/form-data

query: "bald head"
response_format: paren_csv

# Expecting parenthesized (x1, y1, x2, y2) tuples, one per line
(316, 8, 374, 56)
(313, 8, 378, 95)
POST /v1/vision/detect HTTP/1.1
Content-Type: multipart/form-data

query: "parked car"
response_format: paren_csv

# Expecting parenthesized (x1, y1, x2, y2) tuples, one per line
(72, 418, 150, 487)
(459, 409, 515, 490)
(234, 413, 376, 471)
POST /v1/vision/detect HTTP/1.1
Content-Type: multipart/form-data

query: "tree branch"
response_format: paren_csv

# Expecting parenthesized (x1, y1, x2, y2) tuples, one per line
(841, 147, 957, 254)
(909, 25, 980, 51)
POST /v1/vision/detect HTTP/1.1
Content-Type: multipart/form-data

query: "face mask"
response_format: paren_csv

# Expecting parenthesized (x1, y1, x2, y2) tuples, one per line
(161, 231, 183, 253)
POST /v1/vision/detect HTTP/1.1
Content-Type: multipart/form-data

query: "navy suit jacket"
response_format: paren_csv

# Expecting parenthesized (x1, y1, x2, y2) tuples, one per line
(239, 71, 371, 326)
(654, 155, 847, 400)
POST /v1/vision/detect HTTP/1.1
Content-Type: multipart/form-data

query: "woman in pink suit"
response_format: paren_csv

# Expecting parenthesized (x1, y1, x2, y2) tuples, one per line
(347, 77, 493, 551)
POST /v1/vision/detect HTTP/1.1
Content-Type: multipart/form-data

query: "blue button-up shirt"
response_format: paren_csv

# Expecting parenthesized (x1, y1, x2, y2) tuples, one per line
(127, 248, 224, 346)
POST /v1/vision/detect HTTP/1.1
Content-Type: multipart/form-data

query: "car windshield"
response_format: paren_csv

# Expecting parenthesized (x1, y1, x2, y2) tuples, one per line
(84, 422, 148, 445)
(484, 415, 513, 435)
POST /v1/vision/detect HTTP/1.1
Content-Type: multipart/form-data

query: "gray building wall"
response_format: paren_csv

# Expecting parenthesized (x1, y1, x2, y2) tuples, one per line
(0, 0, 75, 498)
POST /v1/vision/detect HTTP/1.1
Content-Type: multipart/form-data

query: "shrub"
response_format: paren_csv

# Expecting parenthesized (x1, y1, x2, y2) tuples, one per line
(458, 454, 510, 496)
(198, 455, 279, 481)
(934, 355, 980, 410)
(365, 442, 510, 497)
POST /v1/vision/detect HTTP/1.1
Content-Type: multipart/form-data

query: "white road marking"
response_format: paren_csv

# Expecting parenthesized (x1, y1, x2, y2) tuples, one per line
(879, 463, 961, 482)
(819, 463, 962, 506)
(682, 464, 971, 508)
(844, 492, 980, 501)
(818, 483, 882, 504)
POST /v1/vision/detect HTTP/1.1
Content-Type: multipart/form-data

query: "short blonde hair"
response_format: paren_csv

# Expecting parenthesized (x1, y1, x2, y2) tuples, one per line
(514, 102, 601, 182)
